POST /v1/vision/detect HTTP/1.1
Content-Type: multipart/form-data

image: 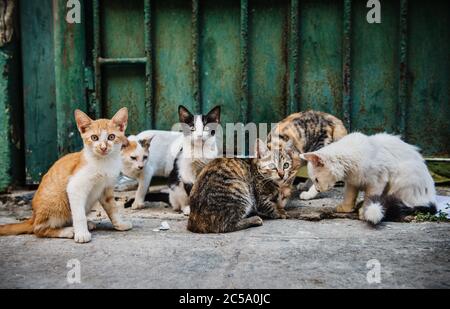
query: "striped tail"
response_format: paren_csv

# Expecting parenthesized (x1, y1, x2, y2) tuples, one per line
(0, 218, 34, 236)
(362, 195, 437, 225)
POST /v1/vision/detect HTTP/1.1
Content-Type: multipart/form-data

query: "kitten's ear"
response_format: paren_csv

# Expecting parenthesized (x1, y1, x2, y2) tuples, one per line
(112, 107, 128, 132)
(255, 139, 269, 159)
(178, 105, 194, 124)
(300, 153, 324, 167)
(74, 110, 93, 134)
(206, 106, 221, 124)
(139, 136, 153, 150)
(121, 137, 130, 150)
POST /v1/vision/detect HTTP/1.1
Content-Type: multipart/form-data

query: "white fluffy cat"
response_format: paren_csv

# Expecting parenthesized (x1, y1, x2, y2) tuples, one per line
(301, 132, 437, 225)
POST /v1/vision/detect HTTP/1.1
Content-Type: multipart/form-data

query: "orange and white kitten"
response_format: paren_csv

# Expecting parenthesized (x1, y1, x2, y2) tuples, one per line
(0, 108, 132, 243)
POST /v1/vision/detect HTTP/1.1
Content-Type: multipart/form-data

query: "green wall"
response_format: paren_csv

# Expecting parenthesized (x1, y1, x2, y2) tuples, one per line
(0, 0, 448, 189)
(0, 1, 23, 191)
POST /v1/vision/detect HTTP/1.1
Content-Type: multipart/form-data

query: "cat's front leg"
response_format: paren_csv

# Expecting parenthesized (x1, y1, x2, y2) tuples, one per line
(67, 191, 91, 244)
(100, 187, 133, 231)
(182, 206, 191, 216)
(131, 172, 152, 210)
(258, 201, 289, 219)
(276, 207, 290, 219)
(336, 183, 358, 213)
(300, 184, 319, 200)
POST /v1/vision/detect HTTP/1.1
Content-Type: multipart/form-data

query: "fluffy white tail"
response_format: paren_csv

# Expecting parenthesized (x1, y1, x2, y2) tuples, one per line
(361, 195, 437, 225)
(363, 202, 385, 225)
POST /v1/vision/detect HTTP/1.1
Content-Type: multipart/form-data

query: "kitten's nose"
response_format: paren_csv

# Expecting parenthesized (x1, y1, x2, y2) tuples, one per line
(278, 170, 285, 179)
(100, 143, 107, 151)
(138, 166, 144, 170)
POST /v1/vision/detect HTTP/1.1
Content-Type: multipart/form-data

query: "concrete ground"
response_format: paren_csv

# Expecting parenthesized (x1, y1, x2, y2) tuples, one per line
(0, 186, 449, 289)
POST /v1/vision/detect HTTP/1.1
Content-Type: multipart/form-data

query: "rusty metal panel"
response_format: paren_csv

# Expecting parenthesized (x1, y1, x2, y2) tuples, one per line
(199, 0, 241, 124)
(53, 0, 87, 155)
(153, 0, 194, 130)
(88, 0, 449, 156)
(248, 0, 288, 124)
(20, 0, 57, 184)
(99, 0, 148, 135)
(0, 1, 23, 191)
(351, 0, 399, 134)
(407, 0, 450, 156)
(299, 0, 343, 117)
(7, 0, 449, 189)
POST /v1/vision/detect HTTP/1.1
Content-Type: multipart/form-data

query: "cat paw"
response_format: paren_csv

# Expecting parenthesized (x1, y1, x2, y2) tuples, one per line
(74, 230, 92, 244)
(279, 213, 290, 219)
(131, 201, 145, 210)
(273, 209, 289, 219)
(336, 203, 354, 213)
(87, 221, 97, 231)
(254, 216, 264, 226)
(114, 221, 133, 231)
(300, 191, 316, 200)
(358, 206, 365, 220)
(59, 227, 75, 239)
(182, 206, 191, 216)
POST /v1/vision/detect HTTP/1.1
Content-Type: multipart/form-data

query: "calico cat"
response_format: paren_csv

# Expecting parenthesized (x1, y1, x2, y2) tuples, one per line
(267, 110, 347, 200)
(301, 132, 437, 225)
(0, 108, 132, 243)
(168, 105, 221, 215)
(187, 139, 301, 234)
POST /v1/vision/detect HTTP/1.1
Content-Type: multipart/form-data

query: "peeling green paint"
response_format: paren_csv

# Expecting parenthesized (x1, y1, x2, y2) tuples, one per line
(53, 0, 87, 155)
(8, 0, 450, 188)
(249, 0, 288, 124)
(299, 0, 343, 117)
(0, 42, 23, 191)
(0, 49, 11, 191)
(21, 0, 57, 184)
(153, 0, 194, 130)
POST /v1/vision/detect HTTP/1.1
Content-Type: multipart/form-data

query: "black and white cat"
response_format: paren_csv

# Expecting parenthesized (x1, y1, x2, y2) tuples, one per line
(168, 105, 221, 215)
(122, 105, 221, 215)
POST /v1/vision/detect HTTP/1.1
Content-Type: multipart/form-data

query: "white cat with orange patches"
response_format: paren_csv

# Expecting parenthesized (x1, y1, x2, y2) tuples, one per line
(0, 108, 132, 243)
(121, 136, 153, 209)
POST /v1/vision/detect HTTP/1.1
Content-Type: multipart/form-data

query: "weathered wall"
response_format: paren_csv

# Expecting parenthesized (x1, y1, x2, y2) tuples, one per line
(0, 0, 23, 192)
(0, 0, 449, 188)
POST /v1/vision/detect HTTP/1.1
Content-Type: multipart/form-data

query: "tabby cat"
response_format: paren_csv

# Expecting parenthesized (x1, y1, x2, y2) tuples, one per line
(267, 110, 347, 200)
(187, 139, 301, 233)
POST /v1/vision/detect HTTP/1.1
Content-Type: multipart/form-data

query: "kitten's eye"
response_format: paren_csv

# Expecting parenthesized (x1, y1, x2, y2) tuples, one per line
(91, 135, 99, 142)
(190, 127, 195, 131)
(283, 163, 290, 169)
(269, 164, 277, 170)
(108, 134, 116, 141)
(143, 156, 148, 161)
(315, 178, 319, 183)
(130, 156, 137, 161)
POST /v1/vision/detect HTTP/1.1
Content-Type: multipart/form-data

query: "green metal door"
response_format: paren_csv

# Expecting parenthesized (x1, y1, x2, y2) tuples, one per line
(14, 0, 450, 186)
